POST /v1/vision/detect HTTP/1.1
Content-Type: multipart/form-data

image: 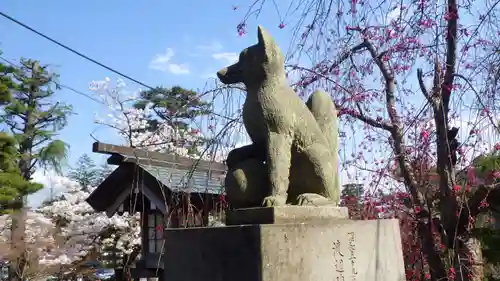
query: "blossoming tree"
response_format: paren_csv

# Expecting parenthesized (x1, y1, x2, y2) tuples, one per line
(89, 77, 248, 225)
(89, 77, 249, 162)
(85, 78, 244, 273)
(37, 173, 141, 278)
(0, 178, 140, 277)
(233, 0, 500, 280)
(0, 210, 58, 280)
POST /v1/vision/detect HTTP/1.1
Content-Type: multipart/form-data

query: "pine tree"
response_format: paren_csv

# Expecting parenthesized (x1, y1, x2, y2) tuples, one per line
(3, 59, 72, 178)
(133, 86, 213, 155)
(0, 132, 42, 213)
(0, 53, 38, 213)
(0, 58, 72, 281)
(68, 154, 113, 190)
(341, 183, 365, 198)
(68, 154, 99, 189)
(0, 52, 16, 103)
(340, 183, 365, 217)
(134, 86, 212, 128)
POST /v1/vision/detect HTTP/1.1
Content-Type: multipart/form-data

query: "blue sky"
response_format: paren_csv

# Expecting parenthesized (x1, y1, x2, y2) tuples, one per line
(7, 0, 487, 206)
(0, 0, 296, 205)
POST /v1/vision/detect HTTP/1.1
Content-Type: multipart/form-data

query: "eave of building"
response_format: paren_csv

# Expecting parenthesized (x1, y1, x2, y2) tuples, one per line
(85, 163, 169, 217)
(85, 142, 226, 217)
(93, 142, 226, 173)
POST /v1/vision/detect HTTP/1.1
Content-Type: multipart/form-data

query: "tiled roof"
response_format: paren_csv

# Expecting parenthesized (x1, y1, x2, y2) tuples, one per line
(139, 163, 225, 195)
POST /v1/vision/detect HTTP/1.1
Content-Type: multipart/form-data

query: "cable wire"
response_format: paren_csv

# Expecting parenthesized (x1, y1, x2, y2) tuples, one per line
(0, 56, 103, 104)
(0, 11, 237, 121)
(0, 11, 155, 91)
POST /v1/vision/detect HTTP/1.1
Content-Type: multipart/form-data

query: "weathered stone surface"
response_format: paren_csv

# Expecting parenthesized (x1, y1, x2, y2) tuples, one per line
(163, 219, 405, 281)
(219, 26, 341, 208)
(225, 206, 349, 225)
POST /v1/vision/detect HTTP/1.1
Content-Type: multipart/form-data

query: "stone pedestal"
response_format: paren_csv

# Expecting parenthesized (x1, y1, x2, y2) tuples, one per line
(163, 206, 405, 281)
(226, 206, 349, 225)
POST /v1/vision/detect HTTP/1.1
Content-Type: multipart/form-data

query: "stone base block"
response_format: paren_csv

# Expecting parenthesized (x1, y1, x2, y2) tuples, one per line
(225, 206, 349, 225)
(163, 219, 405, 281)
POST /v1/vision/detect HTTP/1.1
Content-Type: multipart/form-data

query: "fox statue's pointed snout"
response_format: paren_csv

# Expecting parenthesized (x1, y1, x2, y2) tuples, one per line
(217, 61, 243, 84)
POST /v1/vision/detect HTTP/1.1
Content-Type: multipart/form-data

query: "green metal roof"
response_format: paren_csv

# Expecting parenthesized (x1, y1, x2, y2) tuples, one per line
(139, 164, 225, 195)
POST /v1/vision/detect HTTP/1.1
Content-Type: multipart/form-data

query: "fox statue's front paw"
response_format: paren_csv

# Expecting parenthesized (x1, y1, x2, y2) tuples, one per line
(296, 193, 336, 206)
(262, 195, 287, 207)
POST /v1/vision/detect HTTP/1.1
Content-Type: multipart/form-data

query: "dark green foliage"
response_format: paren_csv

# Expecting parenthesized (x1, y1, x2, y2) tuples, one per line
(133, 86, 213, 155)
(341, 183, 364, 198)
(471, 151, 500, 280)
(475, 228, 500, 263)
(0, 54, 17, 104)
(0, 54, 43, 213)
(134, 86, 212, 128)
(472, 151, 500, 181)
(1, 58, 72, 179)
(0, 132, 42, 213)
(340, 184, 365, 218)
(0, 56, 72, 281)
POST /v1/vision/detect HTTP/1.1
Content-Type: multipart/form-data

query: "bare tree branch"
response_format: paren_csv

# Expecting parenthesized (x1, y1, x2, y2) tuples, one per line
(363, 38, 426, 208)
(430, 0, 460, 254)
(299, 41, 368, 88)
(417, 68, 434, 106)
(346, 102, 393, 131)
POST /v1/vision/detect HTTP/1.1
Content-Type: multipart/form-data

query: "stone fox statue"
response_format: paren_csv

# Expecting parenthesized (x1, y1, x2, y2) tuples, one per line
(217, 26, 340, 207)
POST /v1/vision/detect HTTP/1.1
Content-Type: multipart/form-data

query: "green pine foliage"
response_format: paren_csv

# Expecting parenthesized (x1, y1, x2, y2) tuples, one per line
(0, 53, 17, 104)
(0, 132, 42, 213)
(133, 86, 213, 155)
(1, 58, 72, 178)
(134, 86, 212, 128)
(0, 55, 43, 213)
(67, 153, 113, 189)
(0, 57, 73, 281)
(0, 57, 72, 214)
(341, 183, 365, 198)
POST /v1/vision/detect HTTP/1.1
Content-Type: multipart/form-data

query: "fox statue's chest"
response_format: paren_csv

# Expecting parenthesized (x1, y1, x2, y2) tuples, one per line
(242, 96, 267, 142)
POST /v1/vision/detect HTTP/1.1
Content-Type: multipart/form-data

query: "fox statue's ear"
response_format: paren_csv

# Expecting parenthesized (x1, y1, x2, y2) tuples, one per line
(257, 25, 276, 50)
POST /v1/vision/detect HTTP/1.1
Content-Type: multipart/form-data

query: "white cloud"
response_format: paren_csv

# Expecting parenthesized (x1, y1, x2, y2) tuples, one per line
(197, 41, 224, 53)
(150, 48, 174, 66)
(168, 64, 190, 74)
(27, 170, 71, 207)
(148, 48, 190, 75)
(212, 52, 239, 65)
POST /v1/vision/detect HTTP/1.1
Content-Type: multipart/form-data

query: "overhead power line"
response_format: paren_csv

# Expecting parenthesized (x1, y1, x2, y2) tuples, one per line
(0, 11, 236, 120)
(0, 11, 155, 91)
(0, 56, 103, 104)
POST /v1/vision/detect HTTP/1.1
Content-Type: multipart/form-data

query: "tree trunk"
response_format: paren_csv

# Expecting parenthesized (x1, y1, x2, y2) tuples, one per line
(9, 207, 26, 281)
(465, 237, 484, 281)
(418, 221, 447, 281)
(9, 78, 37, 281)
